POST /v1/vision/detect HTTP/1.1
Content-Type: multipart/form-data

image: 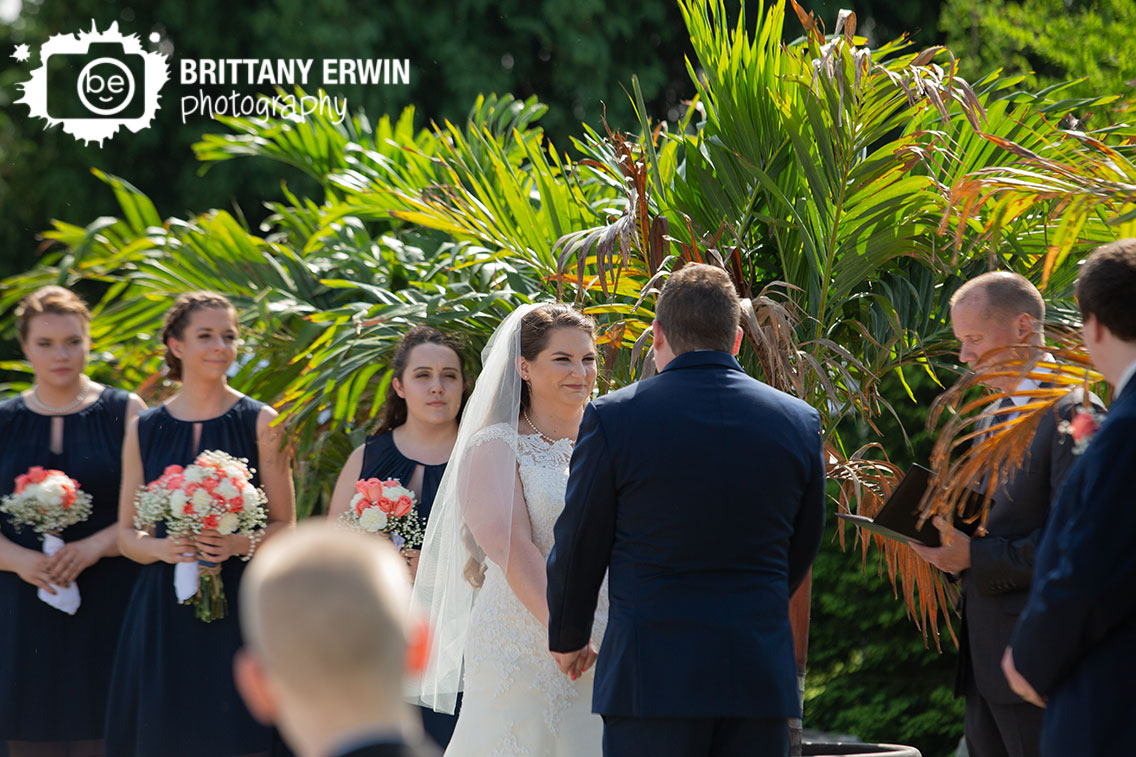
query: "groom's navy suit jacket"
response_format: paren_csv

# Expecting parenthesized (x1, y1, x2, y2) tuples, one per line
(1010, 377, 1136, 756)
(547, 350, 826, 718)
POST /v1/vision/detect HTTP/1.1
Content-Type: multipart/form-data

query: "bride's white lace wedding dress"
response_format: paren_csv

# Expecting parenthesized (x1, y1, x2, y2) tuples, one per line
(445, 424, 609, 756)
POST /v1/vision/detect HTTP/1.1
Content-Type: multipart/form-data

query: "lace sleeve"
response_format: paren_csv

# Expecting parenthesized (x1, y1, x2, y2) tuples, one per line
(469, 423, 519, 452)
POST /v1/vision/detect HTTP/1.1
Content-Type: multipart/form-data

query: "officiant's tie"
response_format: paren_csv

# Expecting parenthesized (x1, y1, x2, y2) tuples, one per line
(979, 396, 1017, 441)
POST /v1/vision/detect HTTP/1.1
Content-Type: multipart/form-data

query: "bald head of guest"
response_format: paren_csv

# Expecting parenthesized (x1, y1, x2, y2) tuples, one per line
(235, 522, 427, 757)
(949, 271, 1046, 391)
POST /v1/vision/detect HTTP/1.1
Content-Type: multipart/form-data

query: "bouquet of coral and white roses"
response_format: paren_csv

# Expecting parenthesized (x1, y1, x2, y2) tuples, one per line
(134, 450, 268, 622)
(339, 477, 424, 550)
(0, 466, 94, 614)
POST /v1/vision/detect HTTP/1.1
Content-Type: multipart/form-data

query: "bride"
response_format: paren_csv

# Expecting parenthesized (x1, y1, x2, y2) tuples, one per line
(410, 303, 607, 755)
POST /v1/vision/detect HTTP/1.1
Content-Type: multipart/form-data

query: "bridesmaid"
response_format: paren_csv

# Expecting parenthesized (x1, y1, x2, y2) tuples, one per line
(328, 324, 467, 747)
(105, 291, 295, 757)
(0, 286, 145, 757)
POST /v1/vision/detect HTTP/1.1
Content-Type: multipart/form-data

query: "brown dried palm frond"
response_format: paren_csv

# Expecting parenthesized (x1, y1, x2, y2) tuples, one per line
(739, 283, 804, 396)
(920, 344, 1105, 531)
(552, 120, 669, 303)
(828, 444, 959, 650)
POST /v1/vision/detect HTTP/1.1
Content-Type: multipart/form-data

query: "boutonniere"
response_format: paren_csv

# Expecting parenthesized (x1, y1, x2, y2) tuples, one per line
(1058, 407, 1105, 455)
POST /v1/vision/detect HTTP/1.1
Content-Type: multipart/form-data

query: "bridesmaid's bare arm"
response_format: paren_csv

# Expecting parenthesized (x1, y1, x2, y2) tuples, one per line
(256, 405, 296, 540)
(116, 416, 196, 566)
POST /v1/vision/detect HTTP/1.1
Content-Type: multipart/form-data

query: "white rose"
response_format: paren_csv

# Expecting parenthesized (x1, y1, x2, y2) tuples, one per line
(169, 490, 189, 512)
(191, 488, 214, 514)
(358, 507, 388, 533)
(22, 482, 43, 501)
(216, 480, 239, 501)
(241, 485, 260, 510)
(216, 513, 240, 535)
(223, 464, 247, 481)
(39, 480, 66, 508)
(184, 466, 206, 484)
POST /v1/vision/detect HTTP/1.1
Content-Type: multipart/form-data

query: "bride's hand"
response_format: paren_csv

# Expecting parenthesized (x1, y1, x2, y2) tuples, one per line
(552, 643, 599, 681)
(573, 642, 599, 679)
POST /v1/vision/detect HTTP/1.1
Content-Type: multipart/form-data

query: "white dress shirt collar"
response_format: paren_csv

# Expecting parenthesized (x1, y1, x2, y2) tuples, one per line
(1004, 352, 1057, 407)
(1115, 358, 1136, 399)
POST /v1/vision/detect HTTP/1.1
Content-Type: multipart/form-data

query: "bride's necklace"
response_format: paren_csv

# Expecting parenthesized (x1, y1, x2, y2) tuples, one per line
(523, 409, 563, 445)
(31, 375, 90, 414)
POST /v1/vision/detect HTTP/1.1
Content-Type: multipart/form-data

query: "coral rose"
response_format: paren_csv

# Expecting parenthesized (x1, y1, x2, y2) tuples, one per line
(393, 495, 413, 518)
(360, 478, 385, 503)
(1069, 410, 1099, 443)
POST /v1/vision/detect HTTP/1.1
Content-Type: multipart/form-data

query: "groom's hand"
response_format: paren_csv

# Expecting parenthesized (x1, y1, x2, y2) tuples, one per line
(552, 643, 599, 681)
(1001, 647, 1046, 708)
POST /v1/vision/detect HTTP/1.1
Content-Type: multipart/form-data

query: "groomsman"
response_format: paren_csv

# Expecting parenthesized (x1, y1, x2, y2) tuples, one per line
(547, 263, 826, 757)
(234, 523, 439, 757)
(912, 271, 1092, 757)
(1003, 239, 1136, 756)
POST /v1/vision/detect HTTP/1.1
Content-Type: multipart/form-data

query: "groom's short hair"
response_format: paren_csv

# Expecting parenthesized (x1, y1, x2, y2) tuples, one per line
(240, 522, 412, 699)
(1077, 238, 1136, 341)
(655, 263, 740, 354)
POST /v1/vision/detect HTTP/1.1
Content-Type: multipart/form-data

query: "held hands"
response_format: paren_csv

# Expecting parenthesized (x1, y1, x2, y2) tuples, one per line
(45, 536, 102, 586)
(156, 535, 199, 565)
(1001, 647, 1046, 708)
(909, 516, 972, 574)
(552, 643, 599, 682)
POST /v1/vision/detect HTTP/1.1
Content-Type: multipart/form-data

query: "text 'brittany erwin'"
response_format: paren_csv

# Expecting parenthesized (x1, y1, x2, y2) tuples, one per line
(179, 58, 411, 87)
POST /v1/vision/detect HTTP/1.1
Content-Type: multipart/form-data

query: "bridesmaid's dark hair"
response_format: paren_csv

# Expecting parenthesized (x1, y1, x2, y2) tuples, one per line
(518, 304, 597, 410)
(160, 292, 236, 382)
(374, 325, 469, 435)
(16, 286, 91, 343)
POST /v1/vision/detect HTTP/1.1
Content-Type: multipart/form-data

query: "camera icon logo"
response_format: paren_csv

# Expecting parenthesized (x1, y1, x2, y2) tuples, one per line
(16, 22, 169, 146)
(47, 42, 147, 119)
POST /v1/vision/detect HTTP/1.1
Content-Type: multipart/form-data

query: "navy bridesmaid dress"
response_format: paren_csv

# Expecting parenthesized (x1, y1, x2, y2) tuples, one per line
(0, 388, 138, 744)
(104, 395, 272, 757)
(359, 430, 458, 748)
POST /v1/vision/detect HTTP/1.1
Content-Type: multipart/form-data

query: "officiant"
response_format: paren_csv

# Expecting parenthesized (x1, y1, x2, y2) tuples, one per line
(910, 271, 1098, 757)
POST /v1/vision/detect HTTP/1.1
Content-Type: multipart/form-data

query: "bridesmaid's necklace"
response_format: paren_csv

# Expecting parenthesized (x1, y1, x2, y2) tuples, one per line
(522, 409, 560, 444)
(31, 375, 90, 414)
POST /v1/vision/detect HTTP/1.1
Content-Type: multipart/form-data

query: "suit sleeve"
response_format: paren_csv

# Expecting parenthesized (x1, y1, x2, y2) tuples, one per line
(547, 403, 618, 653)
(1010, 423, 1136, 695)
(787, 409, 825, 594)
(968, 401, 1078, 595)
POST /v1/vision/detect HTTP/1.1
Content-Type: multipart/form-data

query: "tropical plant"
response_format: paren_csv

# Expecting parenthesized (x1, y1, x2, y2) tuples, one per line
(943, 118, 1136, 288)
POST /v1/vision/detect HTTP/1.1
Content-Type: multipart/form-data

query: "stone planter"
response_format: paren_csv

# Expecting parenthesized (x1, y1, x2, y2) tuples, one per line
(803, 743, 921, 757)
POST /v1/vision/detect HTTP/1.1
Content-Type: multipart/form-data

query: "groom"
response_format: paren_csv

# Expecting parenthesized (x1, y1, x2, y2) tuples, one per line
(546, 263, 826, 757)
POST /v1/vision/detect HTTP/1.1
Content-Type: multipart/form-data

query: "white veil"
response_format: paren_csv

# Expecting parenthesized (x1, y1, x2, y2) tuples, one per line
(408, 304, 535, 713)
